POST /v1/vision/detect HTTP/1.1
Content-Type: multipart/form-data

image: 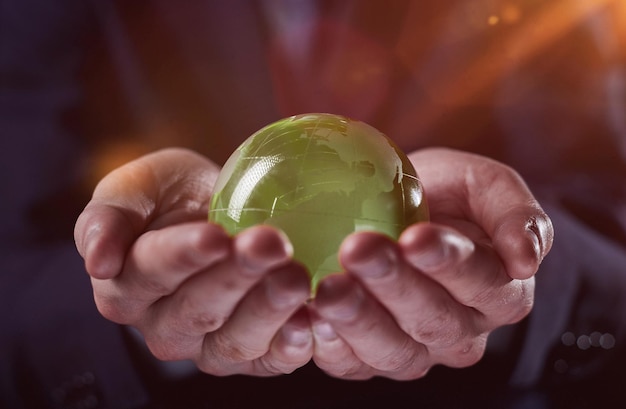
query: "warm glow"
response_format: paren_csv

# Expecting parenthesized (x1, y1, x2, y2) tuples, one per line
(502, 4, 522, 24)
(91, 140, 151, 186)
(394, 0, 622, 138)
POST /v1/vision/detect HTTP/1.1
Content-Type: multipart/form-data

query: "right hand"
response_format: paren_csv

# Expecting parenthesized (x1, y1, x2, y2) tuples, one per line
(74, 148, 313, 376)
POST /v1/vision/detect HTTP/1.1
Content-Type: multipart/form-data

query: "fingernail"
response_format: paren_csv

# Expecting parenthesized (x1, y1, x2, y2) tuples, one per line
(283, 326, 312, 346)
(236, 227, 293, 275)
(313, 321, 338, 341)
(526, 228, 542, 262)
(409, 240, 449, 271)
(316, 276, 363, 322)
(411, 231, 471, 271)
(82, 224, 102, 260)
(266, 276, 307, 310)
(354, 247, 395, 279)
(342, 234, 396, 279)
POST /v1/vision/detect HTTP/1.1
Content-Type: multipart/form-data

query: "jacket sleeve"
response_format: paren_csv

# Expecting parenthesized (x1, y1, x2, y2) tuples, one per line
(0, 1, 149, 408)
(495, 33, 626, 387)
(510, 199, 626, 388)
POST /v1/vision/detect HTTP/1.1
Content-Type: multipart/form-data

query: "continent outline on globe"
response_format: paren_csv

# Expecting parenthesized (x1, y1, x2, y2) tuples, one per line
(209, 113, 428, 289)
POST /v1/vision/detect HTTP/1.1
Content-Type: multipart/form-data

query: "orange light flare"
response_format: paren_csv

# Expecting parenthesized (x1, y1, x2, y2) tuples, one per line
(89, 139, 152, 188)
(87, 117, 195, 188)
(393, 0, 624, 139)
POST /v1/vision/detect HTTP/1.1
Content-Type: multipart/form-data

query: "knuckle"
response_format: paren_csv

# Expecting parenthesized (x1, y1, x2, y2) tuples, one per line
(387, 364, 431, 381)
(408, 306, 465, 347)
(314, 356, 367, 379)
(177, 295, 227, 333)
(255, 356, 299, 375)
(325, 365, 370, 380)
(369, 339, 418, 373)
(186, 311, 227, 334)
(141, 326, 199, 362)
(132, 273, 172, 297)
(195, 341, 239, 376)
(368, 340, 432, 380)
(448, 337, 487, 368)
(208, 332, 266, 363)
(94, 294, 132, 324)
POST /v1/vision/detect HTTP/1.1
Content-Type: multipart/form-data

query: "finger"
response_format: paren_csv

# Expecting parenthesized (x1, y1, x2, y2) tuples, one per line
(492, 208, 554, 279)
(75, 203, 144, 279)
(74, 148, 220, 279)
(399, 224, 535, 327)
(139, 226, 294, 357)
(410, 148, 554, 280)
(125, 222, 230, 298)
(90, 221, 231, 325)
(339, 232, 485, 368)
(198, 263, 310, 374)
(461, 163, 553, 279)
(257, 307, 314, 375)
(310, 315, 373, 380)
(312, 274, 430, 380)
(198, 307, 313, 377)
(75, 154, 168, 280)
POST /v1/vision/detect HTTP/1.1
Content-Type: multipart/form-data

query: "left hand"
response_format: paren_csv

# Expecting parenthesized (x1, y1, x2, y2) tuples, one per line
(308, 147, 553, 380)
(74, 148, 313, 377)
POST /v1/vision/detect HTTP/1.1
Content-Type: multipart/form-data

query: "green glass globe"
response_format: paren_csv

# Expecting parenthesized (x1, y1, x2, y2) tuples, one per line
(209, 113, 428, 289)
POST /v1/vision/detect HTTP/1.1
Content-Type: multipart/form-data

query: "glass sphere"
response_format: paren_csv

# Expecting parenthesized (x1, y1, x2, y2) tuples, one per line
(209, 113, 428, 288)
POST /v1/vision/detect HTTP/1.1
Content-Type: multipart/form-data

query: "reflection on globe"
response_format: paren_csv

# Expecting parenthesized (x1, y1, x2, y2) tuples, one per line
(209, 113, 428, 289)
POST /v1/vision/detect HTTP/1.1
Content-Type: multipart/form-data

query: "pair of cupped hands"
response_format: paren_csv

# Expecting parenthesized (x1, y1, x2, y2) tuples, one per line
(74, 147, 553, 380)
